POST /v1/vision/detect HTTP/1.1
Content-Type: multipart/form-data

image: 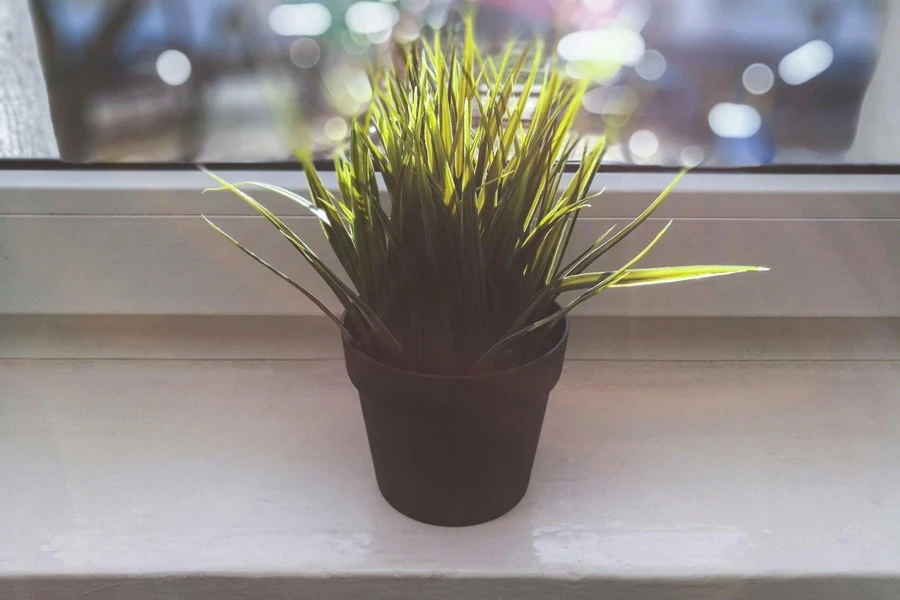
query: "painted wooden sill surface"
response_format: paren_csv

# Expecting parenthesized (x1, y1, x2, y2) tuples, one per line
(1, 317, 899, 600)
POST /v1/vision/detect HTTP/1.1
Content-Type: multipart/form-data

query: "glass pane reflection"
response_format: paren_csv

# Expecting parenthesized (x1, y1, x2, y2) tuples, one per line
(31, 0, 893, 166)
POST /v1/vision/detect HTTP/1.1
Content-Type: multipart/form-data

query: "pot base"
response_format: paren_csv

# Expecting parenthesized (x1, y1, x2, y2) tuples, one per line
(358, 391, 549, 527)
(344, 317, 569, 527)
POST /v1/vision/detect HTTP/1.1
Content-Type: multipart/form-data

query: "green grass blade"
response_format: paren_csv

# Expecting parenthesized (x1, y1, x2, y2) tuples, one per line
(203, 216, 352, 340)
(204, 171, 407, 357)
(472, 221, 674, 372)
(563, 170, 687, 277)
(561, 265, 770, 292)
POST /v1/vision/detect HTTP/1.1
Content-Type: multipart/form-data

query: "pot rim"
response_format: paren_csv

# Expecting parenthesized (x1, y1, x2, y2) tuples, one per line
(341, 311, 570, 382)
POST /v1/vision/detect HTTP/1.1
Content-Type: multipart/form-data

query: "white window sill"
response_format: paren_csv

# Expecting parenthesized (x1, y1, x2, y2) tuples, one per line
(2, 317, 899, 599)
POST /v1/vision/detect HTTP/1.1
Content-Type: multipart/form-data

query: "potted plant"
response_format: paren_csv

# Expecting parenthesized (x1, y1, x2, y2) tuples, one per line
(202, 21, 766, 526)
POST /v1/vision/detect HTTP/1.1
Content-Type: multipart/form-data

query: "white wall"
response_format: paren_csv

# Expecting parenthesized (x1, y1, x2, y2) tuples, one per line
(848, 0, 900, 162)
(0, 0, 58, 159)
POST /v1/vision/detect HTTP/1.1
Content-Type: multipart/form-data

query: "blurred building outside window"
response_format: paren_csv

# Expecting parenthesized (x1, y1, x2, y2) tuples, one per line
(7, 0, 900, 166)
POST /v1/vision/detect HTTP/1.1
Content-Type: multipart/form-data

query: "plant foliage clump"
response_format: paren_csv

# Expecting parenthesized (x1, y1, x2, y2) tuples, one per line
(204, 19, 766, 375)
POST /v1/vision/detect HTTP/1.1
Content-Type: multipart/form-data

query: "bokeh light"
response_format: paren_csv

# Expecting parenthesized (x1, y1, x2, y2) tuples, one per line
(155, 50, 191, 86)
(779, 40, 834, 86)
(558, 27, 645, 66)
(324, 117, 349, 141)
(742, 63, 775, 95)
(346, 2, 401, 36)
(425, 6, 449, 29)
(290, 38, 321, 69)
(635, 49, 666, 81)
(269, 3, 332, 37)
(680, 145, 705, 167)
(708, 103, 762, 138)
(367, 29, 393, 44)
(394, 14, 424, 43)
(628, 129, 659, 159)
(326, 66, 373, 115)
(615, 0, 652, 31)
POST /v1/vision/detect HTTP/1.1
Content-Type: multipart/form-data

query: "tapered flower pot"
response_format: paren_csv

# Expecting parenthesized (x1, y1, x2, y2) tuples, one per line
(342, 317, 569, 527)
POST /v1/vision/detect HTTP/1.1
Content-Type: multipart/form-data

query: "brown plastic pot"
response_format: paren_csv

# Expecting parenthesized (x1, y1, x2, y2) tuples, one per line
(342, 315, 569, 527)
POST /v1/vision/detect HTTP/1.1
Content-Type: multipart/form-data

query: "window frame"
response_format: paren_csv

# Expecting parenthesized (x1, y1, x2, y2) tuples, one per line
(2, 162, 898, 318)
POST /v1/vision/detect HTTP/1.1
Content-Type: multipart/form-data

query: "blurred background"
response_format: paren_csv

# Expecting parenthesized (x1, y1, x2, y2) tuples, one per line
(30, 0, 888, 166)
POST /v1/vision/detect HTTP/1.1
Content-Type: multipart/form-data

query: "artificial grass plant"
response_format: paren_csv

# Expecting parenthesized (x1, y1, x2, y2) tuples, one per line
(203, 18, 767, 376)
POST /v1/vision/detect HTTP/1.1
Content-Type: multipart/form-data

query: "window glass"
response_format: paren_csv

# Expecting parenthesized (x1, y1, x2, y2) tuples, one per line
(30, 0, 894, 166)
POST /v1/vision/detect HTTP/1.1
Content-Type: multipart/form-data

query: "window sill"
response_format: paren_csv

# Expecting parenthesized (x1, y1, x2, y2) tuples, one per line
(2, 317, 899, 599)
